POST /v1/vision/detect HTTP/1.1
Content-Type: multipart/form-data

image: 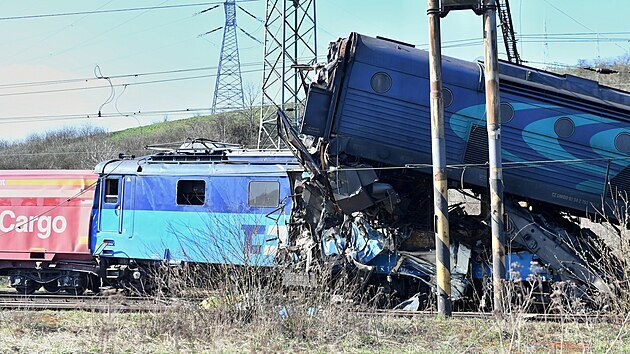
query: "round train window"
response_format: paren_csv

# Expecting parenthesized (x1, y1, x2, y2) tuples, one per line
(370, 72, 392, 94)
(500, 102, 514, 124)
(443, 87, 453, 107)
(554, 117, 575, 138)
(615, 132, 630, 154)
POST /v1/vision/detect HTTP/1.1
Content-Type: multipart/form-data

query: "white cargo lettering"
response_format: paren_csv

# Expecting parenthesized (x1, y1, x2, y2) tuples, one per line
(0, 210, 14, 233)
(37, 216, 51, 239)
(15, 215, 29, 232)
(0, 210, 67, 239)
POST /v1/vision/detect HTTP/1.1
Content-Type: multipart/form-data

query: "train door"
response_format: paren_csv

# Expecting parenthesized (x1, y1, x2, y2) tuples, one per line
(98, 176, 135, 237)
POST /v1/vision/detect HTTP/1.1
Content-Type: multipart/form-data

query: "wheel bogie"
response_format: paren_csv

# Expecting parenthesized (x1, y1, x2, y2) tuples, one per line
(9, 270, 98, 295)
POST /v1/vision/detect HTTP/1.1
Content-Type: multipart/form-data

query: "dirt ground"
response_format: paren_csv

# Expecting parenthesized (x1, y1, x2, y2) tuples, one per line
(0, 308, 626, 353)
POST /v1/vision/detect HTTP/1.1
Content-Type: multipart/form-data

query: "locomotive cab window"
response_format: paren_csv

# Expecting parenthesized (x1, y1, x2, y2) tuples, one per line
(177, 180, 206, 206)
(248, 181, 280, 208)
(104, 179, 119, 204)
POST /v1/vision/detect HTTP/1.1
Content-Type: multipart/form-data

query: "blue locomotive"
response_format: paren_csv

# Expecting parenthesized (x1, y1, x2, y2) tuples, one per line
(90, 140, 301, 290)
(301, 33, 629, 218)
(3, 140, 304, 294)
(278, 33, 630, 303)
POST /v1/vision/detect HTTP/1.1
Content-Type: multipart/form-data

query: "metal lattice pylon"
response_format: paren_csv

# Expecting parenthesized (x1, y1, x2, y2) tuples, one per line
(496, 0, 522, 65)
(257, 0, 317, 149)
(212, 0, 245, 113)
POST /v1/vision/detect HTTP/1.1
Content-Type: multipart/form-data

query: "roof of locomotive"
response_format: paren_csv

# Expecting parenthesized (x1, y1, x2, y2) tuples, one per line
(95, 148, 301, 177)
(350, 33, 629, 110)
(350, 33, 482, 90)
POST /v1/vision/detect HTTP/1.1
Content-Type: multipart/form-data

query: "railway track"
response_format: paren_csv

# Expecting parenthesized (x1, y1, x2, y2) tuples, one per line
(0, 292, 619, 323)
(354, 309, 620, 322)
(0, 293, 182, 312)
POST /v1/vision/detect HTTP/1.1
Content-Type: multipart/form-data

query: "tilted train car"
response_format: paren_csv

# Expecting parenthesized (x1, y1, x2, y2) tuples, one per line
(301, 33, 630, 218)
(0, 170, 97, 294)
(279, 33, 630, 302)
(92, 141, 301, 289)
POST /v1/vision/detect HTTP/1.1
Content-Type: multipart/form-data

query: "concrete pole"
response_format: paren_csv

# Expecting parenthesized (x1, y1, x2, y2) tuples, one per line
(427, 0, 451, 317)
(483, 0, 506, 315)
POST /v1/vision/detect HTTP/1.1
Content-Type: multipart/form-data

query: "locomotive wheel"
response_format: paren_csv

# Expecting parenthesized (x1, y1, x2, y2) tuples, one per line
(43, 282, 60, 293)
(15, 283, 40, 295)
(89, 275, 102, 294)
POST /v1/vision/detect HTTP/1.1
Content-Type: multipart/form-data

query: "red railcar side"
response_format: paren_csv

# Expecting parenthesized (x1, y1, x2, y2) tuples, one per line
(0, 170, 98, 293)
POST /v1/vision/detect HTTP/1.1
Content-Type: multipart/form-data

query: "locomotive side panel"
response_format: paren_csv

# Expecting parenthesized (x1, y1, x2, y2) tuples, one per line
(303, 33, 630, 217)
(93, 163, 294, 267)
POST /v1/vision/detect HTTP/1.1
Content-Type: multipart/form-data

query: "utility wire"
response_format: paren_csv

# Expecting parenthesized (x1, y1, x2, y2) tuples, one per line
(0, 108, 216, 124)
(330, 155, 630, 173)
(542, 0, 628, 54)
(0, 1, 258, 21)
(0, 68, 263, 98)
(0, 57, 324, 90)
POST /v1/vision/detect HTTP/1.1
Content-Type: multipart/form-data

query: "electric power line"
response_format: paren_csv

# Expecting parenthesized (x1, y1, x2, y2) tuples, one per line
(0, 55, 326, 90)
(0, 62, 263, 90)
(0, 1, 258, 21)
(0, 68, 265, 98)
(0, 108, 215, 124)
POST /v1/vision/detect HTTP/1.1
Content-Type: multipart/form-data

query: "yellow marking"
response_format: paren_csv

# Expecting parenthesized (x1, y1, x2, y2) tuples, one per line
(3, 179, 97, 187)
(436, 261, 451, 296)
(29, 247, 46, 251)
(78, 235, 89, 246)
(436, 233, 450, 245)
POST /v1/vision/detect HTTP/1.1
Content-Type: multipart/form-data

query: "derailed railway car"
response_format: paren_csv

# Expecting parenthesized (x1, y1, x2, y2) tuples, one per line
(0, 170, 98, 294)
(278, 33, 630, 306)
(301, 33, 630, 217)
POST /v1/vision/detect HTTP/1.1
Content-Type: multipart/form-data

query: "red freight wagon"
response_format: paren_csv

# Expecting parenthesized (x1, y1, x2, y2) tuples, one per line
(0, 170, 98, 294)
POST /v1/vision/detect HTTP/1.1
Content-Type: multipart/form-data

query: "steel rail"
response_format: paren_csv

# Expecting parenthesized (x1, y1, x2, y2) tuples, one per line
(0, 293, 182, 312)
(353, 309, 621, 322)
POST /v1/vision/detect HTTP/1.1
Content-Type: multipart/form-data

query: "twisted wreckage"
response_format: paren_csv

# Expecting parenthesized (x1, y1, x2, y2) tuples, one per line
(278, 33, 629, 308)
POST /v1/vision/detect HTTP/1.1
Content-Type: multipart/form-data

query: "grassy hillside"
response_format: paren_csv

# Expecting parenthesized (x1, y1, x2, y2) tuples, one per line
(0, 107, 261, 170)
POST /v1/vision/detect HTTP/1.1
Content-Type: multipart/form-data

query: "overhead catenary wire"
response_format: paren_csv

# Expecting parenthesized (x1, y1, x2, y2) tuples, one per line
(0, 63, 258, 90)
(0, 56, 327, 90)
(0, 108, 216, 124)
(0, 68, 263, 98)
(325, 155, 630, 173)
(0, 1, 258, 21)
(5, 0, 117, 60)
(541, 0, 628, 54)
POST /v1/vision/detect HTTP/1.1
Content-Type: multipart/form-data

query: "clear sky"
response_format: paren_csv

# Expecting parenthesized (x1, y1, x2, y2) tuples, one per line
(0, 0, 628, 141)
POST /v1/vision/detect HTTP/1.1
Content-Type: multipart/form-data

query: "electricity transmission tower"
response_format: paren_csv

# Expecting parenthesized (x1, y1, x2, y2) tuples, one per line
(210, 0, 245, 114)
(497, 0, 522, 64)
(257, 0, 318, 149)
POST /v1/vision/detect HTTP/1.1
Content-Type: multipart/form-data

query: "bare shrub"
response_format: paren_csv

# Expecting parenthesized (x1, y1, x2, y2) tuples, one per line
(0, 126, 115, 170)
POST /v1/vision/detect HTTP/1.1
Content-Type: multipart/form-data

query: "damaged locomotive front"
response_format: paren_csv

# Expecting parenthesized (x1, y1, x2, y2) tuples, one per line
(277, 32, 627, 310)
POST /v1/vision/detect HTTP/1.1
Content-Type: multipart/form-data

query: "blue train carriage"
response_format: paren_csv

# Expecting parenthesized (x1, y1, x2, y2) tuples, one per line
(302, 32, 630, 219)
(90, 140, 301, 288)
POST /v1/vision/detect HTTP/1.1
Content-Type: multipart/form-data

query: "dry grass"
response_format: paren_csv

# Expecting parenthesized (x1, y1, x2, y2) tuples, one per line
(0, 307, 626, 353)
